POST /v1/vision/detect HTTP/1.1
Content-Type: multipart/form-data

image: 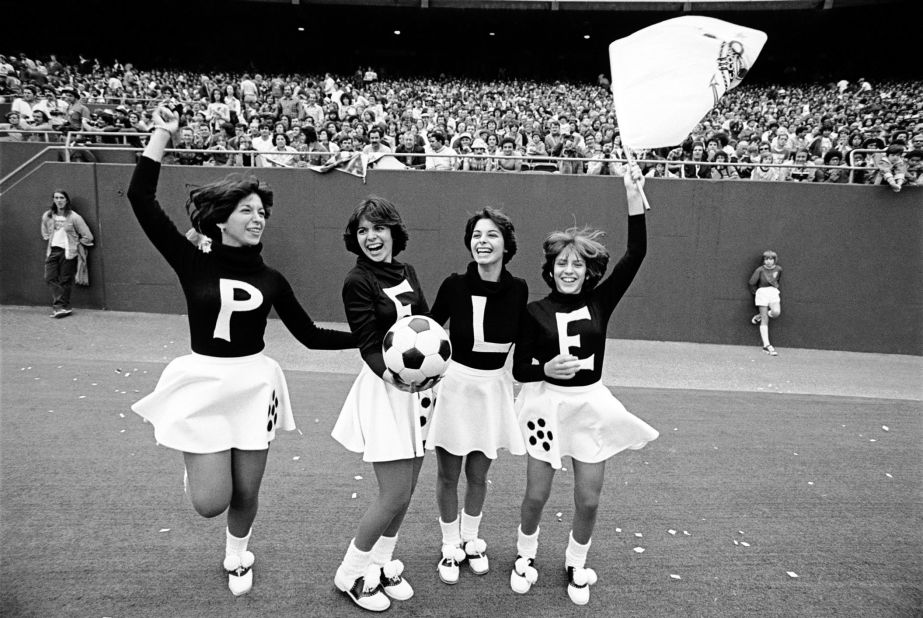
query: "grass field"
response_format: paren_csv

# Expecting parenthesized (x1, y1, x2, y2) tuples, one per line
(2, 306, 921, 617)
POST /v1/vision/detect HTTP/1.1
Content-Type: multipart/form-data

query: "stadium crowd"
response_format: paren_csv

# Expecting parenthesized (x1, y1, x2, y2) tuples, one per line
(1, 52, 921, 188)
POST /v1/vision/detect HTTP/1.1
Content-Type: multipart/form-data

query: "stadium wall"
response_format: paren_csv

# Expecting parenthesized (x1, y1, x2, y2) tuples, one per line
(1, 160, 920, 355)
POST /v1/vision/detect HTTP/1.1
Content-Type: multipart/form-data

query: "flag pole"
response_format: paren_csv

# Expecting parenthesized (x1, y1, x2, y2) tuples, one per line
(623, 147, 651, 211)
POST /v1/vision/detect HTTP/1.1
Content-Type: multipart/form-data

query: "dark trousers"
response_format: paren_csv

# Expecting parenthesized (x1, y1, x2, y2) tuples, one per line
(44, 246, 77, 310)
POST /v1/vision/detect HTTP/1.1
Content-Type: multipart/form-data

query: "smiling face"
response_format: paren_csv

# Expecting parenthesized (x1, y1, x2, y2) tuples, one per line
(220, 194, 266, 247)
(356, 216, 393, 263)
(470, 218, 504, 267)
(553, 246, 586, 295)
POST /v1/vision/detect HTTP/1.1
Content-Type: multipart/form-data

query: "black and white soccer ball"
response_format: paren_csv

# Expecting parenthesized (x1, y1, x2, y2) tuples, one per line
(382, 315, 452, 388)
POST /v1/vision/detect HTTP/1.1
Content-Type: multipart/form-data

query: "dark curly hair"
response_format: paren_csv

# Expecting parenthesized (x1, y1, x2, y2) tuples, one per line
(463, 207, 517, 265)
(343, 195, 409, 257)
(185, 174, 273, 240)
(540, 226, 609, 292)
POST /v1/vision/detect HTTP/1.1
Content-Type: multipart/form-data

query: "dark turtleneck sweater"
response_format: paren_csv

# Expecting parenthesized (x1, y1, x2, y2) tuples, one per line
(127, 156, 354, 357)
(429, 261, 529, 370)
(342, 254, 429, 377)
(513, 214, 646, 387)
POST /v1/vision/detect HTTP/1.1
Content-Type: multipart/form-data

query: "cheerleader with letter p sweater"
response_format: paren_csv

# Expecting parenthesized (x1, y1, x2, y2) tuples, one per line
(127, 107, 355, 598)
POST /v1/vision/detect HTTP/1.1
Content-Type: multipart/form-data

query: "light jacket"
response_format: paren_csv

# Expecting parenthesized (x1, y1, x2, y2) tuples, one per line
(41, 209, 94, 259)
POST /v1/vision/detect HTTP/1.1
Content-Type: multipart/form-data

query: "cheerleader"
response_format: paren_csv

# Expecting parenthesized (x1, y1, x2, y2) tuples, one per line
(748, 250, 782, 356)
(331, 196, 433, 612)
(127, 107, 355, 597)
(509, 165, 659, 606)
(427, 208, 529, 585)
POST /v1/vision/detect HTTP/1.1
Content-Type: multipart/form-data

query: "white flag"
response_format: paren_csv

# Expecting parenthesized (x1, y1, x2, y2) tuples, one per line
(609, 16, 767, 149)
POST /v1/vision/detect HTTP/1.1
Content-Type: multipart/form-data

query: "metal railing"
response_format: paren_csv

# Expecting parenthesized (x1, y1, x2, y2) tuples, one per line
(0, 131, 897, 186)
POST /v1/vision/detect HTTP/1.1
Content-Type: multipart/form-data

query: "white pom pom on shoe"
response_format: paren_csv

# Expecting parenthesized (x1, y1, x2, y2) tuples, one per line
(566, 566, 597, 605)
(464, 538, 489, 575)
(438, 544, 466, 585)
(510, 556, 538, 594)
(224, 551, 255, 596)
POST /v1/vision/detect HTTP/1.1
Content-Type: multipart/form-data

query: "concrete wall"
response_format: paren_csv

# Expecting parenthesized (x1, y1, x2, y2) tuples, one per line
(2, 160, 920, 355)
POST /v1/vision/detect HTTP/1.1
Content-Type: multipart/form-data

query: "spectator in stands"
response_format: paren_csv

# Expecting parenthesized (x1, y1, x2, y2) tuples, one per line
(303, 90, 324, 127)
(318, 127, 340, 157)
(363, 126, 392, 156)
(426, 130, 457, 171)
(229, 133, 257, 167)
(35, 88, 67, 127)
(751, 152, 783, 182)
(544, 120, 563, 156)
(808, 123, 834, 159)
(769, 129, 794, 164)
(239, 73, 259, 104)
(342, 134, 360, 157)
(251, 123, 274, 167)
(495, 137, 522, 173)
(873, 143, 908, 192)
(205, 133, 230, 166)
(681, 142, 710, 179)
(60, 87, 90, 124)
(11, 84, 39, 126)
(263, 133, 297, 168)
(815, 150, 848, 183)
(0, 110, 26, 141)
(710, 151, 739, 179)
(786, 149, 815, 183)
(462, 137, 490, 172)
(207, 89, 231, 126)
(299, 125, 331, 166)
(526, 131, 548, 168)
(175, 127, 204, 166)
(395, 131, 425, 170)
(903, 149, 923, 186)
(556, 134, 583, 175)
(29, 110, 53, 140)
(645, 156, 678, 179)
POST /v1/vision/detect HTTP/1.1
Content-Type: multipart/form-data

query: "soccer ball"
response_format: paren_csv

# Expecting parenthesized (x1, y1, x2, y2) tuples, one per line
(382, 316, 452, 388)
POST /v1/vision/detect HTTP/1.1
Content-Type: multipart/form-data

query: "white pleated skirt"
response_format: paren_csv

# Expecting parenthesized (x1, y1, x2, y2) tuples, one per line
(332, 364, 435, 462)
(515, 381, 658, 469)
(427, 361, 526, 458)
(132, 352, 295, 454)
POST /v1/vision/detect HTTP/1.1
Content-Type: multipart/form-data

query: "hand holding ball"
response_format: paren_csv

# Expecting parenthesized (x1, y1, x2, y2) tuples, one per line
(382, 316, 452, 390)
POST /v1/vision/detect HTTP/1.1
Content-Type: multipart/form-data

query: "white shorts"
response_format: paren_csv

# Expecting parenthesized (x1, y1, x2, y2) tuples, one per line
(132, 352, 294, 454)
(754, 286, 780, 307)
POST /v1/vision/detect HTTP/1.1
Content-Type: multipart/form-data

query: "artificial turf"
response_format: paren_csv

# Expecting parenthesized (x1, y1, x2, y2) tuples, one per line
(2, 353, 920, 617)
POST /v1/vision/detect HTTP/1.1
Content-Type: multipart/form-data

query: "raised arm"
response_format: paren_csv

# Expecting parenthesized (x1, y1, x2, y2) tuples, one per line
(125, 107, 194, 270)
(594, 165, 648, 312)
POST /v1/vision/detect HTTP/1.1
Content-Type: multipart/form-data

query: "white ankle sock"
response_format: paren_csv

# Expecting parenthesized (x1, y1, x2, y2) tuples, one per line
(225, 528, 251, 559)
(565, 531, 591, 569)
(517, 525, 539, 560)
(440, 517, 461, 547)
(339, 538, 373, 582)
(760, 324, 770, 346)
(370, 535, 398, 567)
(460, 510, 482, 542)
